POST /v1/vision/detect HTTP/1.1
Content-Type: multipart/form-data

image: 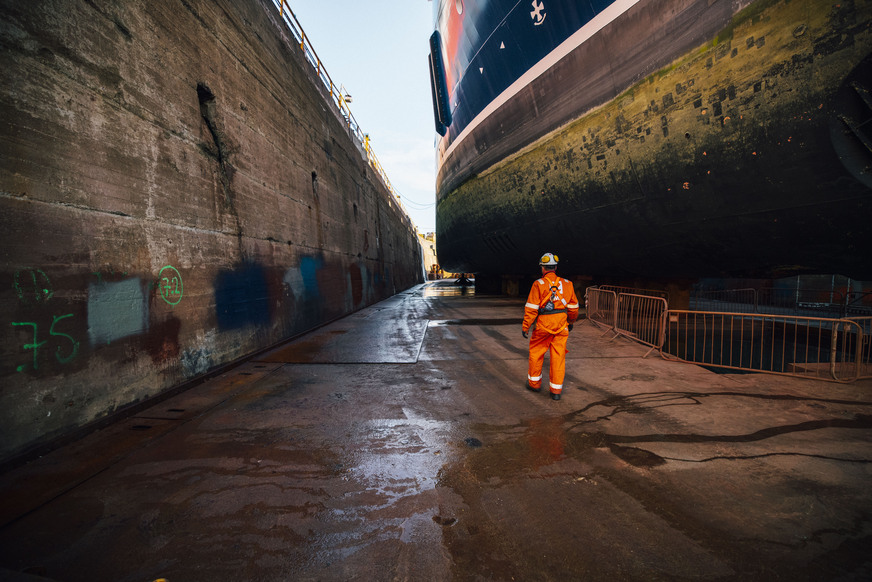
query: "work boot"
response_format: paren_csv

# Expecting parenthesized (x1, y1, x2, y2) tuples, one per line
(551, 392, 561, 401)
(526, 382, 541, 393)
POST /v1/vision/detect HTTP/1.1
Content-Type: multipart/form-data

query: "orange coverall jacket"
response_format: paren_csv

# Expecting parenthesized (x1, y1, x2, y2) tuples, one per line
(522, 272, 579, 335)
(522, 272, 579, 392)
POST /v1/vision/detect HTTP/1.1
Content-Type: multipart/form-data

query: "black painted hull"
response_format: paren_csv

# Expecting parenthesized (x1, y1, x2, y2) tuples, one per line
(433, 0, 872, 280)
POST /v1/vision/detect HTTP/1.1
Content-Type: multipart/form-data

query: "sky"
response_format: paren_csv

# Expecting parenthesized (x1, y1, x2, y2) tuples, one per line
(283, 0, 438, 234)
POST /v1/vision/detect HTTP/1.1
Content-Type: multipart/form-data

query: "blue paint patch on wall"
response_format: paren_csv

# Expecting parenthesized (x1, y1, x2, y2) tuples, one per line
(299, 256, 322, 296)
(214, 263, 271, 330)
(88, 278, 147, 345)
(284, 255, 323, 304)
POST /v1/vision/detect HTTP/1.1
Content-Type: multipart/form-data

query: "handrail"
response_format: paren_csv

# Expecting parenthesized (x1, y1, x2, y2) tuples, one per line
(846, 316, 872, 380)
(585, 288, 667, 356)
(615, 293, 668, 357)
(585, 287, 617, 332)
(272, 0, 412, 226)
(690, 286, 872, 318)
(587, 287, 871, 383)
(662, 310, 866, 383)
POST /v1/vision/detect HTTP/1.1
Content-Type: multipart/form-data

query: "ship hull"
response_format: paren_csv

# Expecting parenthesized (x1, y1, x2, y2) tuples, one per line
(433, 0, 872, 280)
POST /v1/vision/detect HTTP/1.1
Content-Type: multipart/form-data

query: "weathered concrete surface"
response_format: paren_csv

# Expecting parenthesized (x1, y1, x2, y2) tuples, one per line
(0, 281, 870, 581)
(0, 0, 422, 464)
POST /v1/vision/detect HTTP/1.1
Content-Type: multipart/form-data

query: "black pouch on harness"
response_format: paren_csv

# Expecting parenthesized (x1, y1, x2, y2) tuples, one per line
(543, 285, 559, 312)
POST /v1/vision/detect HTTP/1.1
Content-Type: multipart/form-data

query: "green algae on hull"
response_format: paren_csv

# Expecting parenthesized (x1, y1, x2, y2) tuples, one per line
(436, 0, 872, 278)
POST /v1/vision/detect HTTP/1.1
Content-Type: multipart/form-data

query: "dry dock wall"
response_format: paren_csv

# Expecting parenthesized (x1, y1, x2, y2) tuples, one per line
(0, 0, 423, 463)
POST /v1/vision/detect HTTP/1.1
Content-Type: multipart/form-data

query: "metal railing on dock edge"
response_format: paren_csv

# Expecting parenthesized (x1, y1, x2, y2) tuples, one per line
(691, 288, 872, 319)
(271, 0, 411, 225)
(586, 286, 872, 383)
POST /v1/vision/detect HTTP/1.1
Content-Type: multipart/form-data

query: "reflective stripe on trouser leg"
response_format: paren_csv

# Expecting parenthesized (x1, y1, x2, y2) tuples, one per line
(548, 332, 568, 394)
(527, 331, 550, 389)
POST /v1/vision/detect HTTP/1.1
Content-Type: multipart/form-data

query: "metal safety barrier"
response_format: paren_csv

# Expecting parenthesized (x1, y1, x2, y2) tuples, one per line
(271, 0, 410, 222)
(847, 316, 872, 380)
(615, 293, 668, 357)
(586, 288, 667, 356)
(692, 287, 872, 318)
(587, 287, 872, 383)
(662, 311, 869, 383)
(586, 287, 617, 332)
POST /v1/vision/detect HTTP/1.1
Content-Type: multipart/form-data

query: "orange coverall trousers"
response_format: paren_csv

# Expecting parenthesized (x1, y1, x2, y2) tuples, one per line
(527, 327, 569, 394)
(522, 272, 579, 395)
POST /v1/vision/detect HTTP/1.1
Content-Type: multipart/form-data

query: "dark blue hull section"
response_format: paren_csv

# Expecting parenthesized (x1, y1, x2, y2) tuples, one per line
(431, 0, 872, 280)
(435, 0, 613, 144)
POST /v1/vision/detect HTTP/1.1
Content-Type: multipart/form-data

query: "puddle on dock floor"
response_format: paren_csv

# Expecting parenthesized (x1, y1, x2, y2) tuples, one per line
(428, 318, 517, 326)
(422, 282, 475, 297)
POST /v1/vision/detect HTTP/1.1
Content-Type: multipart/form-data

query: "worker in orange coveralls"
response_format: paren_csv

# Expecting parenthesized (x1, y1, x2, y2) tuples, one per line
(522, 253, 579, 401)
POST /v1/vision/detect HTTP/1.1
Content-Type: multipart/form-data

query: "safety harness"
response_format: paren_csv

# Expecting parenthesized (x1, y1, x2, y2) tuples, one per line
(539, 281, 569, 315)
(528, 279, 569, 332)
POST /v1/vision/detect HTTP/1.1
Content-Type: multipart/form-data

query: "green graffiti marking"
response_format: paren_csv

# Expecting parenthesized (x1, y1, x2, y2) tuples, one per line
(50, 313, 79, 363)
(159, 265, 183, 306)
(13, 269, 53, 305)
(11, 322, 47, 372)
(11, 314, 79, 372)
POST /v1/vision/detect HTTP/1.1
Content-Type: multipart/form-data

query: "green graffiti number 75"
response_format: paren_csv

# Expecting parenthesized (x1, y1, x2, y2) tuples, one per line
(50, 314, 79, 363)
(12, 314, 80, 372)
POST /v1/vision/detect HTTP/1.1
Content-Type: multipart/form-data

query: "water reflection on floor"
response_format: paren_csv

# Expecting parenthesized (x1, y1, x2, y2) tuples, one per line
(422, 279, 476, 297)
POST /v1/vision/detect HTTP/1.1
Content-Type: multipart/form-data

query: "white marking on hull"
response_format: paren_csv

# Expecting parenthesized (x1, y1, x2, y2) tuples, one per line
(440, 0, 642, 165)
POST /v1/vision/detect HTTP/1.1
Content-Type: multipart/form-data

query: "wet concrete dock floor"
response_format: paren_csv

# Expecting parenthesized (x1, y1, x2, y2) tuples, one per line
(1, 280, 871, 581)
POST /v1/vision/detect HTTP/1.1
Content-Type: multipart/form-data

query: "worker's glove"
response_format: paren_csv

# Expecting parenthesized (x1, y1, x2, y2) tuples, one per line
(568, 324, 574, 332)
(522, 329, 528, 339)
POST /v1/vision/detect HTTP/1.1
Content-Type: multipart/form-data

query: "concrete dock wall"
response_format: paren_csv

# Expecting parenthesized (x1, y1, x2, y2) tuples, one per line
(0, 0, 423, 463)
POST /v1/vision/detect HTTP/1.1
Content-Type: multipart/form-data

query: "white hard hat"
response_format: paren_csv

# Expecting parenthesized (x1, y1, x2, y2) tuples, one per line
(539, 253, 559, 267)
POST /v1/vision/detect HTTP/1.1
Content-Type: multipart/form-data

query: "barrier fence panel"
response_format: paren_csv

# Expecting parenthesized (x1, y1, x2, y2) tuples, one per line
(587, 288, 870, 382)
(691, 287, 859, 318)
(662, 311, 865, 382)
(615, 293, 668, 356)
(585, 287, 617, 332)
(846, 316, 872, 380)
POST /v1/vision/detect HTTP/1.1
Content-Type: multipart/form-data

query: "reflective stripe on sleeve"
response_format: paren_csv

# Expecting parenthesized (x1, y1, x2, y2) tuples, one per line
(567, 303, 579, 308)
(525, 302, 540, 310)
